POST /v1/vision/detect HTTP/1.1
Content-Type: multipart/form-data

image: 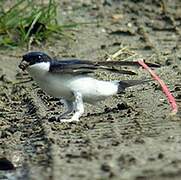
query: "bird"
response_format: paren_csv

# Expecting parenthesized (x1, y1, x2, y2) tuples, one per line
(19, 51, 159, 122)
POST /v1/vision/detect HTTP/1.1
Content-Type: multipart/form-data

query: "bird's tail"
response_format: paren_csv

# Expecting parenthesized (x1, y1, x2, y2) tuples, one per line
(117, 79, 152, 93)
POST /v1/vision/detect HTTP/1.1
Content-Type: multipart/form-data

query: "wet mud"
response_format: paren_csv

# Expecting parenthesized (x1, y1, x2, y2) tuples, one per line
(0, 0, 181, 179)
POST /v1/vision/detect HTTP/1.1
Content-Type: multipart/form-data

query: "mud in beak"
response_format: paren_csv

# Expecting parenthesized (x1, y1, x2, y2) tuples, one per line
(19, 61, 29, 71)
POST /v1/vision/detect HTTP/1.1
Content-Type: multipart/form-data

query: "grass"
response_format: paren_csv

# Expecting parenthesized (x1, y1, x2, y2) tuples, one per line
(0, 0, 78, 48)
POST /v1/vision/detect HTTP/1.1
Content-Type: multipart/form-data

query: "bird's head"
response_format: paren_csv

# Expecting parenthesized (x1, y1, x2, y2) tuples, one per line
(19, 51, 52, 71)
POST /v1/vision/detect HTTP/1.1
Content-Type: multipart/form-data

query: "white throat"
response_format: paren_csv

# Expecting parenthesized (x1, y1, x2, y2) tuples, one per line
(27, 61, 50, 79)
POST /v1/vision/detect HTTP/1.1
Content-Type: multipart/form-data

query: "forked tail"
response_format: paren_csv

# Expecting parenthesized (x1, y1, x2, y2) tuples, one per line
(117, 79, 152, 93)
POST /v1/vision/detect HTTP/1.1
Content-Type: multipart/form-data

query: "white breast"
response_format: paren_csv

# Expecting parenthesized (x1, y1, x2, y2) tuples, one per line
(27, 62, 73, 98)
(27, 62, 50, 79)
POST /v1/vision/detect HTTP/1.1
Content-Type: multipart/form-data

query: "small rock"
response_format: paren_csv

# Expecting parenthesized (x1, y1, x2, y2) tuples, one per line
(158, 153, 164, 159)
(48, 116, 57, 122)
(117, 102, 129, 110)
(0, 157, 15, 170)
(101, 163, 111, 172)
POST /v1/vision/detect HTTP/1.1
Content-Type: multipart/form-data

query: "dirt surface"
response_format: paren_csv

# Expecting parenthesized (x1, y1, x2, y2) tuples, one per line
(0, 0, 181, 179)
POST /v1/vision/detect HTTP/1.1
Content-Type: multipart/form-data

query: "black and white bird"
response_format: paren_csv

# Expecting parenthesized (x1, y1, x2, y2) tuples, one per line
(19, 52, 159, 122)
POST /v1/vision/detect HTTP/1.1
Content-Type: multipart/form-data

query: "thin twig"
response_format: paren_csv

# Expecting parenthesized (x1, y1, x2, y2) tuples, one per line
(106, 46, 129, 61)
(12, 79, 33, 85)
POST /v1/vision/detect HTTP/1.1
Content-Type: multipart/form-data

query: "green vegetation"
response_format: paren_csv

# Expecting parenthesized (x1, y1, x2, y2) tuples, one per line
(0, 0, 74, 48)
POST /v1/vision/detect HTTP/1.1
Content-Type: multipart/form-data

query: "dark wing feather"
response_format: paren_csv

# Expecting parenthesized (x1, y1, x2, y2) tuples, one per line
(49, 59, 160, 75)
(49, 59, 136, 75)
(49, 59, 95, 74)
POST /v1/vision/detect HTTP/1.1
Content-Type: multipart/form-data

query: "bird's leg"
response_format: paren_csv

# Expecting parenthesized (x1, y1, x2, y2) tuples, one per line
(59, 99, 74, 118)
(60, 92, 84, 122)
(71, 92, 84, 121)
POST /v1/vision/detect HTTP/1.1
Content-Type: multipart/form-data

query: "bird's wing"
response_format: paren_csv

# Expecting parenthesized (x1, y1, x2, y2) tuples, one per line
(49, 59, 136, 75)
(49, 59, 160, 75)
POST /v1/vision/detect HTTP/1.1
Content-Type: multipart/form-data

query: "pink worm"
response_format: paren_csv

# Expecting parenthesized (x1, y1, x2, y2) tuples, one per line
(138, 60, 178, 114)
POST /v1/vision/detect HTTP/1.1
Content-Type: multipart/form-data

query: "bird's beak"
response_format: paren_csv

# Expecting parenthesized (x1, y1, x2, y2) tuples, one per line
(19, 60, 29, 71)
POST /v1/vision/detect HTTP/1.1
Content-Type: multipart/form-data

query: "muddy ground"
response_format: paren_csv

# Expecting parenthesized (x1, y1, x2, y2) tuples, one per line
(0, 0, 181, 179)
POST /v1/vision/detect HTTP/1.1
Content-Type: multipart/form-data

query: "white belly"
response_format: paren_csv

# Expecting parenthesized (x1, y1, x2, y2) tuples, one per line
(69, 77, 118, 103)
